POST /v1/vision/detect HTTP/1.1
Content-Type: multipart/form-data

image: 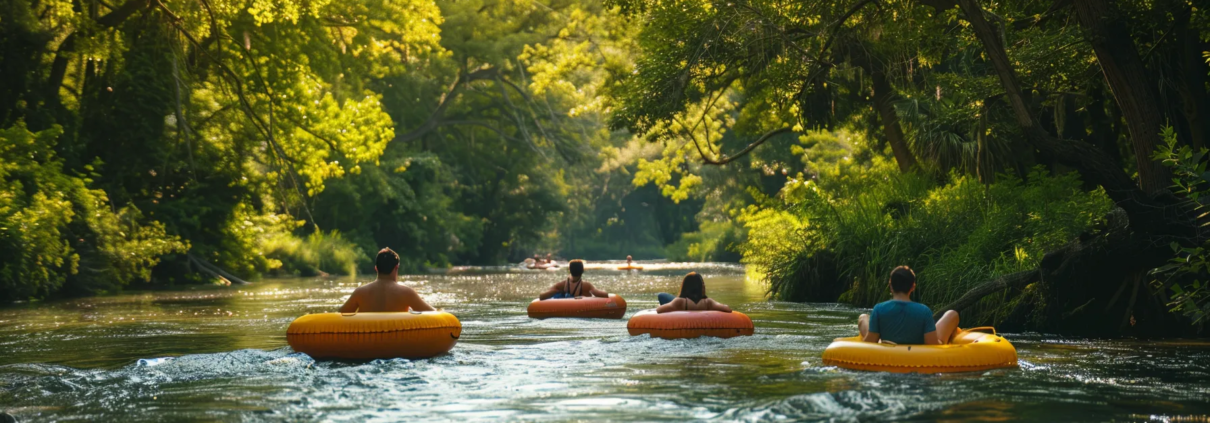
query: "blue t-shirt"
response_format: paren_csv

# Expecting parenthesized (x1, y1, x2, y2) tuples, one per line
(868, 300, 936, 344)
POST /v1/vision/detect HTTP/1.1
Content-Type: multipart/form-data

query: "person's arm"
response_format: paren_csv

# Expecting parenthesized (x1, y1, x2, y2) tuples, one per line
(538, 282, 563, 300)
(922, 312, 940, 344)
(656, 298, 681, 313)
(339, 289, 360, 313)
(862, 309, 881, 343)
(923, 331, 940, 345)
(405, 288, 435, 312)
(585, 283, 608, 298)
(708, 299, 732, 313)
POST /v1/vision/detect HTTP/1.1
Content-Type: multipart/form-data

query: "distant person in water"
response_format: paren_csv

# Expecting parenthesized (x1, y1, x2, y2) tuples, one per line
(626, 255, 633, 266)
(339, 248, 435, 313)
(539, 259, 608, 299)
(655, 272, 732, 313)
(858, 266, 959, 345)
(545, 253, 555, 264)
(531, 254, 542, 267)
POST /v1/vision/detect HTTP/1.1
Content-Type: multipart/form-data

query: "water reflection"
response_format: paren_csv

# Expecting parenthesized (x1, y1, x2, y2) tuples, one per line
(1, 263, 1208, 421)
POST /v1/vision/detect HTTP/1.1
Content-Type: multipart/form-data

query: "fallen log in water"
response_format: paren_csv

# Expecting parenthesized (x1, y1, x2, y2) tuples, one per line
(188, 254, 251, 285)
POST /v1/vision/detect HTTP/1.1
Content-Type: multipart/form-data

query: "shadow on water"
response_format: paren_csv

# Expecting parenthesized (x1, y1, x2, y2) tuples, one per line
(2, 262, 1209, 421)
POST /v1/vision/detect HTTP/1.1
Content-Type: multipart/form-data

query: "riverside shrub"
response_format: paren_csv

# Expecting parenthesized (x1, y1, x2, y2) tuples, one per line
(0, 123, 187, 301)
(742, 154, 1113, 324)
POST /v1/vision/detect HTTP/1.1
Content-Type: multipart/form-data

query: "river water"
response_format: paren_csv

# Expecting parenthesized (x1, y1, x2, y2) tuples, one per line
(1, 263, 1208, 422)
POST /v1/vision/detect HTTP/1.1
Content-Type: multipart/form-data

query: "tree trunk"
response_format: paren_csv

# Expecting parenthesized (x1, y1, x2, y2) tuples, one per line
(954, 0, 1153, 219)
(871, 68, 919, 172)
(44, 0, 147, 107)
(919, 0, 1203, 336)
(1176, 23, 1209, 151)
(1087, 84, 1124, 165)
(1071, 0, 1170, 195)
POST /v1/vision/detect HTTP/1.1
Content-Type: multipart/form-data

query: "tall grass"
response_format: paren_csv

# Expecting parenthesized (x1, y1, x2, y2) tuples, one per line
(262, 231, 366, 277)
(743, 156, 1112, 323)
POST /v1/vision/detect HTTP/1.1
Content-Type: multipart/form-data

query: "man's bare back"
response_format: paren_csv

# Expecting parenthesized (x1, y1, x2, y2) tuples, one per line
(340, 248, 435, 313)
(340, 280, 434, 313)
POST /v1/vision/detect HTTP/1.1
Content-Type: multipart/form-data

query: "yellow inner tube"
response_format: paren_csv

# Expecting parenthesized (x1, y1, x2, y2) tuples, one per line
(821, 327, 1018, 373)
(287, 311, 462, 360)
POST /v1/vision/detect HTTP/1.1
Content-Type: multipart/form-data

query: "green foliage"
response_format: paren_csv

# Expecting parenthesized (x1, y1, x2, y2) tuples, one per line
(745, 134, 1113, 323)
(262, 230, 366, 276)
(1151, 127, 1210, 323)
(0, 123, 186, 301)
(665, 219, 743, 262)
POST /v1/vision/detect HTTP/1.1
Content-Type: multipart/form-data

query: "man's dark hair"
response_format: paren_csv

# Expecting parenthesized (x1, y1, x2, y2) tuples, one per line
(376, 248, 400, 274)
(569, 259, 584, 277)
(889, 266, 916, 293)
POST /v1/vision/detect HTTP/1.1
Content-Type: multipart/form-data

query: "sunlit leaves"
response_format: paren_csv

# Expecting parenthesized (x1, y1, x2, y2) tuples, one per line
(631, 87, 737, 202)
(0, 123, 187, 301)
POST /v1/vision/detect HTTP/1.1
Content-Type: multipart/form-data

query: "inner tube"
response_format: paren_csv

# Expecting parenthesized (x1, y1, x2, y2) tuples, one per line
(617, 265, 644, 270)
(821, 327, 1018, 373)
(527, 294, 627, 319)
(626, 309, 754, 339)
(286, 311, 462, 360)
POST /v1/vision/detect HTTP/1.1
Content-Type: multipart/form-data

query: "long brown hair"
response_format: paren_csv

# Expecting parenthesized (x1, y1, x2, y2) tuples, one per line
(678, 272, 707, 303)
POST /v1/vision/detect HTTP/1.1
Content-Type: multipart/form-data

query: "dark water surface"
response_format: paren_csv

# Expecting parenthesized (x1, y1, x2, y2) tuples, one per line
(1, 263, 1208, 422)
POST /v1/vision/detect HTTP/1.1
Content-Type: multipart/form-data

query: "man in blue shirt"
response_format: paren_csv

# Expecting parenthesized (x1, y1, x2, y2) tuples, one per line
(858, 266, 960, 345)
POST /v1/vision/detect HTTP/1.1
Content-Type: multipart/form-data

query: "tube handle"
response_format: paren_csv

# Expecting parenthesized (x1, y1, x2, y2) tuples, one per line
(964, 326, 997, 335)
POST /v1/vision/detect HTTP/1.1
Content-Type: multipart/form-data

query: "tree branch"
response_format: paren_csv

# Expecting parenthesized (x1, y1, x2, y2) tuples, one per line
(700, 127, 794, 165)
(394, 67, 500, 143)
(46, 0, 150, 103)
(933, 269, 1041, 319)
(188, 253, 250, 285)
(438, 120, 520, 142)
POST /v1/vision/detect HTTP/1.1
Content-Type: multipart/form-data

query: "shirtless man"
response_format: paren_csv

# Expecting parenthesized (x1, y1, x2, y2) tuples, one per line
(339, 248, 435, 313)
(538, 260, 608, 300)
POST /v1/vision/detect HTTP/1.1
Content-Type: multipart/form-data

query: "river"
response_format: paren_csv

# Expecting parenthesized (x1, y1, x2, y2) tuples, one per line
(1, 263, 1208, 421)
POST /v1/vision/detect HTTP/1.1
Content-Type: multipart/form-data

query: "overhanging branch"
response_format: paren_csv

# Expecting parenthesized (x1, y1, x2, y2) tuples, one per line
(933, 269, 1041, 319)
(394, 67, 499, 143)
(699, 127, 794, 165)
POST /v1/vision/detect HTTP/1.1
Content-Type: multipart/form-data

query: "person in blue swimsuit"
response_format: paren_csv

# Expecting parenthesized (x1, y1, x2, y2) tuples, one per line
(539, 260, 609, 299)
(655, 272, 733, 312)
(858, 266, 960, 345)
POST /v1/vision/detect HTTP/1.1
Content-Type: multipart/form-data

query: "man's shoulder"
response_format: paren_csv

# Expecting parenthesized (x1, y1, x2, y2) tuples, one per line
(872, 300, 897, 310)
(906, 301, 933, 313)
(872, 300, 932, 313)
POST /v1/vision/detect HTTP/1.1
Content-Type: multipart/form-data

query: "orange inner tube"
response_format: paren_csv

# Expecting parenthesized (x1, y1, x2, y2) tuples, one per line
(627, 309, 754, 339)
(527, 294, 627, 319)
(286, 311, 462, 360)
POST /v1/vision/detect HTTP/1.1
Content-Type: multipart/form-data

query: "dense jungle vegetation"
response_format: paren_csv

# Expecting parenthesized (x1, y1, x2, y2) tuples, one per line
(0, 0, 1206, 335)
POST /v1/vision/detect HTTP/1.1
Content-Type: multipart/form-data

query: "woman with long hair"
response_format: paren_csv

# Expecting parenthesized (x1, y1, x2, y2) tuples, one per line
(655, 272, 732, 313)
(539, 259, 608, 300)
